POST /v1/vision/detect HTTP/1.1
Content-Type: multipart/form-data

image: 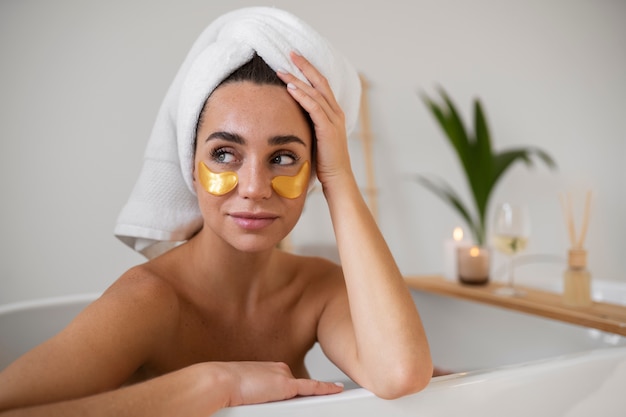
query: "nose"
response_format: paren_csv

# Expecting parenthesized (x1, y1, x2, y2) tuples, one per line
(237, 160, 273, 200)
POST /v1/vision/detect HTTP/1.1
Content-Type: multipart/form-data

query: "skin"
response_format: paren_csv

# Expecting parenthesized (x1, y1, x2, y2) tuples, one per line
(0, 52, 433, 417)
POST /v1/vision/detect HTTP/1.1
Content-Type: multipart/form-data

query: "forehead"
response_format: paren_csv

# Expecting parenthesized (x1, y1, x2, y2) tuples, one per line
(197, 81, 312, 148)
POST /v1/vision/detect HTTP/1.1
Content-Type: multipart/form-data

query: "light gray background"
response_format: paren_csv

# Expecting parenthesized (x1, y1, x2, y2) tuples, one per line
(1, 0, 624, 304)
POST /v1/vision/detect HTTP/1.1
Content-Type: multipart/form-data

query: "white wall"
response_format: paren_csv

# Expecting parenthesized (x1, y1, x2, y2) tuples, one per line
(1, 0, 624, 304)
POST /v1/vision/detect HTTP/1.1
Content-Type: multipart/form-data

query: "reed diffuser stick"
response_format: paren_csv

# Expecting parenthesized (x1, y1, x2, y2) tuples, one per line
(559, 193, 577, 247)
(559, 191, 592, 249)
(577, 191, 592, 248)
(560, 190, 593, 307)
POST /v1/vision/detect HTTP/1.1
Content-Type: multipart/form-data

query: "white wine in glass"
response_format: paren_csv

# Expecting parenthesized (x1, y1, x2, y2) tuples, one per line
(492, 235, 529, 256)
(492, 203, 531, 296)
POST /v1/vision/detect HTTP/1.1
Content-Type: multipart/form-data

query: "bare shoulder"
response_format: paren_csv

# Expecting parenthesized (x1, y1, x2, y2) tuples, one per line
(280, 251, 346, 297)
(80, 263, 182, 352)
(0, 264, 182, 409)
(62, 261, 183, 360)
(281, 250, 340, 276)
(100, 263, 181, 319)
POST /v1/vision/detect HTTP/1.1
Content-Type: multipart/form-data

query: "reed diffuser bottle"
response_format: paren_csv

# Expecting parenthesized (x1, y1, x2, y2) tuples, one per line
(561, 191, 592, 307)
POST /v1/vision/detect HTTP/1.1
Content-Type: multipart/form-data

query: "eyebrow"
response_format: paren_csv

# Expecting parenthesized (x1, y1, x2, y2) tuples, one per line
(269, 135, 306, 147)
(205, 131, 307, 147)
(205, 131, 245, 144)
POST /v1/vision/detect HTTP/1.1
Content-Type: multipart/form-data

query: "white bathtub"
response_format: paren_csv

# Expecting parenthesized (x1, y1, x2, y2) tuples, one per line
(217, 346, 626, 417)
(1, 280, 625, 416)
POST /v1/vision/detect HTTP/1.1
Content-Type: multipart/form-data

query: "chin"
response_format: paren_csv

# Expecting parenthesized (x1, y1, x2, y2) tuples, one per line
(227, 234, 285, 253)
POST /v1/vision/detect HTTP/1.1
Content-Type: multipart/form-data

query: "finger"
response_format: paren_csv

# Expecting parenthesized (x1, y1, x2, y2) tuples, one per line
(294, 379, 344, 397)
(277, 57, 345, 126)
(283, 81, 334, 129)
(276, 69, 338, 125)
(289, 52, 343, 115)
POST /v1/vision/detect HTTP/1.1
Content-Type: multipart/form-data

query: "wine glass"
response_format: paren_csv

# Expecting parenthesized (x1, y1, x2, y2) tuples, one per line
(491, 203, 531, 297)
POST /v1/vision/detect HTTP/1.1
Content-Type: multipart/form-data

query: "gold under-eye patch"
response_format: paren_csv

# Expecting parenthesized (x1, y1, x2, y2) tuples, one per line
(197, 160, 310, 198)
(271, 161, 310, 199)
(198, 162, 238, 196)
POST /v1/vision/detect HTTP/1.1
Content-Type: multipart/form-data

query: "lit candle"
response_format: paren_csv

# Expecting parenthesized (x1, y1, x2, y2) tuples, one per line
(457, 245, 490, 285)
(443, 227, 467, 281)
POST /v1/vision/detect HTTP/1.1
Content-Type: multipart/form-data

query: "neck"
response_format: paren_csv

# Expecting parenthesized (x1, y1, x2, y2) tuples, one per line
(183, 229, 286, 307)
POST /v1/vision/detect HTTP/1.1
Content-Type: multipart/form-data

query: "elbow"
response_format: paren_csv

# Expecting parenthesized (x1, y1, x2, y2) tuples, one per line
(369, 360, 433, 400)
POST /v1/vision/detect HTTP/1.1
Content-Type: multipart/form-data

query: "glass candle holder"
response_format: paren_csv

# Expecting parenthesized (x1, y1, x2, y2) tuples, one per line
(457, 246, 490, 285)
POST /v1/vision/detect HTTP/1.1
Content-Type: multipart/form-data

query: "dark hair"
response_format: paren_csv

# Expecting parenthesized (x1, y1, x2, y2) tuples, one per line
(195, 53, 316, 160)
(220, 52, 286, 87)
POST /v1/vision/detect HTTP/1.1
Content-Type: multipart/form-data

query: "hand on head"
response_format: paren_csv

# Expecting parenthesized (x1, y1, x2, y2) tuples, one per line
(276, 52, 353, 188)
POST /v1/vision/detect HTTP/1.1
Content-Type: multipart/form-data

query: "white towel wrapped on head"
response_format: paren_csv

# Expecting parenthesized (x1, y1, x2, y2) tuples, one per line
(114, 7, 362, 258)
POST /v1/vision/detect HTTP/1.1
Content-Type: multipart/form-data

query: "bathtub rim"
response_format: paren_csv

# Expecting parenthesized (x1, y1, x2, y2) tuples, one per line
(0, 293, 100, 316)
(216, 344, 626, 413)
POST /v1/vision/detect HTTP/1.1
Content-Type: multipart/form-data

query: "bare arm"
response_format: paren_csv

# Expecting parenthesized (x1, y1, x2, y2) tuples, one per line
(0, 363, 229, 417)
(0, 270, 341, 416)
(0, 361, 342, 417)
(277, 52, 433, 399)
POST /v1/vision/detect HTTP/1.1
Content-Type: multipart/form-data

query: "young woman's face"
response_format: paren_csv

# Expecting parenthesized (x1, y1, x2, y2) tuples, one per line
(193, 81, 313, 252)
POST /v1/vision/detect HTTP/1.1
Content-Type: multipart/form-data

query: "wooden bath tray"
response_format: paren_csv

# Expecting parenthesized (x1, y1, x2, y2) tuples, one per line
(404, 275, 626, 337)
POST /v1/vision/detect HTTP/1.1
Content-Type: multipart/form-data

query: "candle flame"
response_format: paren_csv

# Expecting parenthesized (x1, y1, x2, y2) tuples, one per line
(470, 246, 480, 257)
(453, 227, 464, 241)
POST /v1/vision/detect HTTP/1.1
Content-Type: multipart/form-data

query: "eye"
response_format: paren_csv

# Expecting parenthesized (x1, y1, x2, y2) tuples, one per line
(271, 152, 298, 166)
(211, 148, 236, 164)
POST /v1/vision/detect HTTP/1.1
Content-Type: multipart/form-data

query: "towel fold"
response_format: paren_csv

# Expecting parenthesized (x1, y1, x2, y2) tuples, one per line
(114, 7, 362, 258)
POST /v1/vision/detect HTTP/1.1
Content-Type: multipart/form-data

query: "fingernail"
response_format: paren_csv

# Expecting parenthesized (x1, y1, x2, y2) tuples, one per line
(276, 68, 288, 75)
(287, 82, 297, 90)
(334, 382, 344, 388)
(292, 49, 303, 57)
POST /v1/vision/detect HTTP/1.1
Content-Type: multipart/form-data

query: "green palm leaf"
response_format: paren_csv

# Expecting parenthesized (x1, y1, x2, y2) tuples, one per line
(417, 88, 557, 245)
(421, 90, 470, 173)
(490, 148, 557, 195)
(414, 175, 481, 241)
(471, 99, 494, 219)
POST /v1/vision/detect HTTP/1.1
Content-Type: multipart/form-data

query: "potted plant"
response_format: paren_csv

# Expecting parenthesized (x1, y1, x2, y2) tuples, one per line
(416, 88, 557, 246)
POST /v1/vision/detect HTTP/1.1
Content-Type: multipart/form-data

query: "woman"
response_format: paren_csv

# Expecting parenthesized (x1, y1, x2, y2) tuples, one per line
(0, 8, 432, 416)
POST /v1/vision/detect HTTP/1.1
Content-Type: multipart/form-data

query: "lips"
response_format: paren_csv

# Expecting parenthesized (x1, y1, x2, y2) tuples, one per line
(229, 212, 278, 230)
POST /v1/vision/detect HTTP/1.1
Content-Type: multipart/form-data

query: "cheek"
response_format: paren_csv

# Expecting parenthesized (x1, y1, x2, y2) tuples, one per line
(289, 185, 309, 212)
(283, 198, 307, 231)
(194, 186, 229, 234)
